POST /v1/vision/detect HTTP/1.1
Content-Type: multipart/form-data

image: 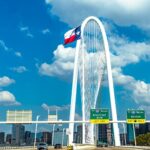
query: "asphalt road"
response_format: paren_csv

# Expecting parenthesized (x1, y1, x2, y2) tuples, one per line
(1, 146, 150, 150)
(92, 148, 142, 150)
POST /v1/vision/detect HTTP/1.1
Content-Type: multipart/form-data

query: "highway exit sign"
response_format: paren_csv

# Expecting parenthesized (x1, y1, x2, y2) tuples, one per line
(90, 109, 109, 124)
(127, 109, 146, 124)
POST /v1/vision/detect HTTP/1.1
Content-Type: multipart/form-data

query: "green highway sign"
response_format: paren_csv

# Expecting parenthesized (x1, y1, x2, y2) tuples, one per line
(127, 109, 146, 124)
(90, 109, 109, 124)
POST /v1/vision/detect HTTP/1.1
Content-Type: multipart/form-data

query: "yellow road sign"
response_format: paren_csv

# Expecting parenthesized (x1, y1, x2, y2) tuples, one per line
(127, 109, 146, 124)
(127, 119, 145, 124)
(90, 119, 109, 124)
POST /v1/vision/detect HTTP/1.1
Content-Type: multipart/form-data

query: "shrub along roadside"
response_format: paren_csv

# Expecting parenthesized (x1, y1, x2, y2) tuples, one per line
(136, 133, 150, 146)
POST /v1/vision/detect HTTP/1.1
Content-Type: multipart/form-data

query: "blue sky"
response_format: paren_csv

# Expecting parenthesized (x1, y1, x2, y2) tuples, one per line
(0, 0, 150, 127)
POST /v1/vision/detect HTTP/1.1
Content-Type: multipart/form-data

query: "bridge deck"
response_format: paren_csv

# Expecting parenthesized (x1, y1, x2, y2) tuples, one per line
(0, 146, 150, 150)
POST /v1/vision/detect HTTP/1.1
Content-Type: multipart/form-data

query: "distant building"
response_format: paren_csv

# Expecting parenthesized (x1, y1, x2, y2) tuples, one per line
(0, 132, 5, 144)
(12, 124, 25, 145)
(127, 124, 134, 144)
(106, 124, 112, 145)
(138, 123, 150, 135)
(53, 128, 68, 146)
(41, 132, 52, 145)
(36, 132, 43, 142)
(25, 131, 32, 145)
(120, 133, 127, 145)
(76, 125, 82, 143)
(98, 124, 107, 143)
(31, 132, 35, 143)
(135, 125, 140, 136)
(6, 134, 12, 144)
(73, 131, 77, 143)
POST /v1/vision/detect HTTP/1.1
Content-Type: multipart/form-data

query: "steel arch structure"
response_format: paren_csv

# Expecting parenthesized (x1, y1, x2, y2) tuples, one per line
(69, 16, 120, 146)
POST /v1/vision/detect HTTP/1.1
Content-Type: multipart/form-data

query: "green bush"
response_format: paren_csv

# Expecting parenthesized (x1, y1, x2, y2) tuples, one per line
(136, 133, 150, 146)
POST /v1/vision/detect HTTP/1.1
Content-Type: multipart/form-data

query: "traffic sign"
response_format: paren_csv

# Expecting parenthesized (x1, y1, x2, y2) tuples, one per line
(127, 109, 146, 124)
(90, 109, 109, 124)
(48, 115, 58, 121)
(7, 110, 32, 123)
(66, 128, 71, 135)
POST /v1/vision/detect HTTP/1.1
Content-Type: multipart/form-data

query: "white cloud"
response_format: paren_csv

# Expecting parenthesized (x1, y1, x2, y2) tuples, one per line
(20, 26, 34, 38)
(42, 28, 50, 34)
(139, 105, 150, 115)
(45, 0, 53, 4)
(41, 103, 49, 110)
(41, 103, 70, 111)
(0, 91, 20, 106)
(39, 45, 75, 78)
(112, 68, 150, 107)
(112, 68, 134, 85)
(38, 40, 150, 108)
(26, 33, 34, 38)
(15, 51, 22, 57)
(75, 113, 82, 121)
(0, 40, 9, 51)
(130, 81, 150, 105)
(0, 76, 15, 87)
(11, 66, 28, 73)
(109, 34, 150, 108)
(109, 36, 150, 67)
(39, 35, 150, 79)
(46, 0, 150, 29)
(38, 19, 150, 108)
(20, 26, 29, 31)
(0, 40, 23, 57)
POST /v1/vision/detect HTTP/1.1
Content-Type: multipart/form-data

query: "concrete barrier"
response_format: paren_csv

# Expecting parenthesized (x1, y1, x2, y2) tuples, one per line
(0, 146, 34, 150)
(73, 144, 96, 150)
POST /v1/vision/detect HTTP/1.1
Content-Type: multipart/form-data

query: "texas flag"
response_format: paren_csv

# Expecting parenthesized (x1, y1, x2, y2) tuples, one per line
(64, 26, 81, 45)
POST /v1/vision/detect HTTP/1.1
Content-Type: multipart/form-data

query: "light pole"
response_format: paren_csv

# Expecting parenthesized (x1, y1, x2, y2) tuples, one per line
(48, 108, 50, 120)
(52, 109, 58, 146)
(52, 124, 55, 146)
(121, 123, 127, 145)
(56, 109, 58, 120)
(34, 115, 40, 149)
(133, 124, 137, 146)
(62, 128, 65, 147)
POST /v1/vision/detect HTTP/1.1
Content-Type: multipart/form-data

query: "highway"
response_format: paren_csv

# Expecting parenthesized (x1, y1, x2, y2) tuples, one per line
(1, 146, 150, 150)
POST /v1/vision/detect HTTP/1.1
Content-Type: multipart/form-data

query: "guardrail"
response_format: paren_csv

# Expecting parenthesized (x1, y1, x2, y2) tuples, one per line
(0, 120, 150, 124)
(0, 146, 34, 149)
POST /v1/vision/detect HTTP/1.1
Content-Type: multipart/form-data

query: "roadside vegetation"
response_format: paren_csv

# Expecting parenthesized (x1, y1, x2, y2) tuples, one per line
(136, 133, 150, 146)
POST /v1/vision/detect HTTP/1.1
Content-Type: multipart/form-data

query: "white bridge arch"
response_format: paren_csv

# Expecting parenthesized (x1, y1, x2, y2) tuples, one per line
(69, 16, 120, 146)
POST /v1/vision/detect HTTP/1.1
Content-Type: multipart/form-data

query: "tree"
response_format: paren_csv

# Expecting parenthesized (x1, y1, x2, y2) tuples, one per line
(136, 133, 150, 146)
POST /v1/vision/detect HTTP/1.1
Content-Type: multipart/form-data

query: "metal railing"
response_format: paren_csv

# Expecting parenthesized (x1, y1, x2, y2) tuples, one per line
(0, 120, 150, 124)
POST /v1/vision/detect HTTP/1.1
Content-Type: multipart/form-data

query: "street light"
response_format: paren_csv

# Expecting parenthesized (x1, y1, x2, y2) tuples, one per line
(34, 115, 40, 149)
(48, 108, 50, 120)
(122, 123, 126, 145)
(62, 128, 65, 147)
(52, 124, 55, 146)
(52, 109, 58, 146)
(133, 124, 137, 146)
